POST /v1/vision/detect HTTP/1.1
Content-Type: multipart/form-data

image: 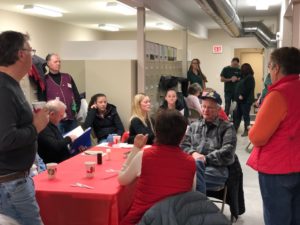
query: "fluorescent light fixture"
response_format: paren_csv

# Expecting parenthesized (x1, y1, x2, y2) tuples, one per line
(98, 24, 120, 32)
(155, 23, 173, 31)
(247, 0, 281, 10)
(256, 3, 269, 10)
(23, 5, 63, 17)
(106, 2, 136, 16)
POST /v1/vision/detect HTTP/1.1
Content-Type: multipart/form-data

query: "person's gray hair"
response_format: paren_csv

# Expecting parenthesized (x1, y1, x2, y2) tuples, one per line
(188, 83, 202, 95)
(0, 214, 20, 225)
(46, 99, 66, 113)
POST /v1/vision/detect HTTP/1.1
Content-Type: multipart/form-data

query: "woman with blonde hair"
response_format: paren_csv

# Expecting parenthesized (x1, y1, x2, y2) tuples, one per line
(127, 93, 155, 144)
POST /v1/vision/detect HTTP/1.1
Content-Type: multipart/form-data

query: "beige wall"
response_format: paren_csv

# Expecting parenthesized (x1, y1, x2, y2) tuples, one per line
(0, 10, 104, 57)
(103, 29, 267, 105)
(61, 60, 86, 94)
(85, 60, 137, 129)
(0, 8, 277, 113)
(0, 9, 104, 97)
(187, 29, 263, 103)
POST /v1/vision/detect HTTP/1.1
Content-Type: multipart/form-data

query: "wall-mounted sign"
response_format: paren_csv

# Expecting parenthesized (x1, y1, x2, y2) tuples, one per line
(213, 45, 223, 54)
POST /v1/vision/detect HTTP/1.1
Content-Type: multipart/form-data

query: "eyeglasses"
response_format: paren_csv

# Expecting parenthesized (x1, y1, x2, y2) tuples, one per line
(21, 48, 36, 55)
(268, 62, 274, 69)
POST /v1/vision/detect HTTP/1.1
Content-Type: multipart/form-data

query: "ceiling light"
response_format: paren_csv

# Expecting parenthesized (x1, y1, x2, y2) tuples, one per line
(155, 23, 173, 31)
(23, 5, 63, 17)
(105, 2, 136, 16)
(256, 2, 269, 10)
(98, 24, 120, 32)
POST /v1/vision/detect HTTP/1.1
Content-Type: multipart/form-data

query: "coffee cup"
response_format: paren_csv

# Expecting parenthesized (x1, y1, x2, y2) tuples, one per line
(113, 135, 121, 144)
(85, 161, 96, 178)
(46, 163, 58, 179)
(32, 101, 46, 113)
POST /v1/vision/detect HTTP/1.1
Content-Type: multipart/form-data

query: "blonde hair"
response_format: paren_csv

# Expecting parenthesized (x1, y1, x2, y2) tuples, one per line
(130, 93, 154, 132)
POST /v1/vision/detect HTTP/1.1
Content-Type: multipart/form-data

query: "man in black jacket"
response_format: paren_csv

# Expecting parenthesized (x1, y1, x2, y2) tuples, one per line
(38, 99, 76, 164)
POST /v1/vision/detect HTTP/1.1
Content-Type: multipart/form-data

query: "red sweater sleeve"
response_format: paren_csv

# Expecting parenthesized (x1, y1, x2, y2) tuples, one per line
(249, 91, 287, 146)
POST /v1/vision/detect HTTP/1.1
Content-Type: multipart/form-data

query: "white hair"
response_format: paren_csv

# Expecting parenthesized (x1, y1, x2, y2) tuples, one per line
(46, 99, 66, 113)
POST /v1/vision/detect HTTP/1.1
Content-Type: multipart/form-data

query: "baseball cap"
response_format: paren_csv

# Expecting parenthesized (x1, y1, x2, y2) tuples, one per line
(200, 90, 222, 105)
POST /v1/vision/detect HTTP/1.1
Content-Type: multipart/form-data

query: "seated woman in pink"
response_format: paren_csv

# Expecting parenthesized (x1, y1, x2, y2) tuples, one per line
(185, 85, 228, 121)
(118, 109, 196, 225)
(185, 83, 203, 116)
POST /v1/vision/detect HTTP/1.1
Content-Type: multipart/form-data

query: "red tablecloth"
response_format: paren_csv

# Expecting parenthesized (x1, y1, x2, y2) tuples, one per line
(33, 147, 135, 225)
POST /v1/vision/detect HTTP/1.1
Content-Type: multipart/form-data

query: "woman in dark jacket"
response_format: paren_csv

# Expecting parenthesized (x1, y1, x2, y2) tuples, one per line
(83, 93, 125, 143)
(233, 63, 255, 136)
(159, 89, 184, 115)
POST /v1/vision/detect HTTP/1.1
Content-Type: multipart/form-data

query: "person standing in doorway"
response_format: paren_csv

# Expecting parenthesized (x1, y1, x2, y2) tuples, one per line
(220, 57, 241, 116)
(233, 63, 255, 136)
(0, 30, 49, 225)
(45, 53, 81, 134)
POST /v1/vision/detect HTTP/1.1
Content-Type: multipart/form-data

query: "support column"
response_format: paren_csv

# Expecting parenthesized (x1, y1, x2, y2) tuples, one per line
(181, 29, 188, 75)
(137, 7, 145, 93)
(292, 2, 300, 47)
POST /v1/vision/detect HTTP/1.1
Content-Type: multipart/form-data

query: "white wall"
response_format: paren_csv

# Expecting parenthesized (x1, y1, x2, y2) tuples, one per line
(103, 29, 265, 102)
(188, 29, 264, 101)
(0, 9, 104, 94)
(0, 10, 104, 58)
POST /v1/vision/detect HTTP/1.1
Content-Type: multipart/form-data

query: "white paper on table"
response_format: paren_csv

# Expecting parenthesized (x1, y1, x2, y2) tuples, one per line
(97, 142, 108, 147)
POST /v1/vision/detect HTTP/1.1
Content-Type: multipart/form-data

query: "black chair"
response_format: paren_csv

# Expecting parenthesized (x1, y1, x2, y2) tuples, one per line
(206, 155, 245, 222)
(138, 191, 231, 225)
(207, 184, 228, 213)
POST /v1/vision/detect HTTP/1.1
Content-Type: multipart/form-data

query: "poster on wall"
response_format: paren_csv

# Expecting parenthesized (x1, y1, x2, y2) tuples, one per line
(212, 45, 223, 54)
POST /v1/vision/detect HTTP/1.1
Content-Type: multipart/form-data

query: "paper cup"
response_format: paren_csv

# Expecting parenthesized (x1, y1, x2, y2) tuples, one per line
(32, 101, 46, 113)
(113, 135, 121, 144)
(85, 161, 96, 178)
(46, 163, 58, 179)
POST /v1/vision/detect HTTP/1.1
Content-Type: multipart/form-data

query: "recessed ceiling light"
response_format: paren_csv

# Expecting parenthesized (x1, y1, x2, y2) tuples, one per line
(23, 5, 63, 17)
(98, 24, 120, 32)
(105, 2, 136, 16)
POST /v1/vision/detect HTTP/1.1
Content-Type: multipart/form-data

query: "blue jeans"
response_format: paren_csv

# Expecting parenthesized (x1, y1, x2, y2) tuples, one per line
(58, 119, 78, 135)
(196, 160, 206, 194)
(205, 166, 228, 191)
(0, 176, 43, 225)
(259, 172, 300, 225)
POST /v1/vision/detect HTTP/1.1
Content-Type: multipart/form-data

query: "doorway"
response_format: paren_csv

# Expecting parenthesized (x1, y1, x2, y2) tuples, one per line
(235, 48, 264, 97)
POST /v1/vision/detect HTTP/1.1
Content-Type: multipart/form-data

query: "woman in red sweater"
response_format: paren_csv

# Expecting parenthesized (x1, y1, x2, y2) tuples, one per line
(118, 109, 196, 225)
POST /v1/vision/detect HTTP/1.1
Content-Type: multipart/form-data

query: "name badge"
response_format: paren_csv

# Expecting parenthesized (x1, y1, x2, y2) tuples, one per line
(67, 83, 72, 88)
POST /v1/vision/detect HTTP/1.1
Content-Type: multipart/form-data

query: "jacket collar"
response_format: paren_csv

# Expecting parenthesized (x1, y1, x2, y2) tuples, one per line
(199, 117, 221, 127)
(268, 74, 299, 92)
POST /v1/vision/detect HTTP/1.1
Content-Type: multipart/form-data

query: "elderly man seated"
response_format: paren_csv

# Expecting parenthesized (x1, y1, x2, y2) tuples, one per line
(38, 99, 77, 164)
(181, 90, 237, 191)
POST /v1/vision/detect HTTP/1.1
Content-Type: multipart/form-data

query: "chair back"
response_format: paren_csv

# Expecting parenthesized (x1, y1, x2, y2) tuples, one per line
(138, 191, 231, 225)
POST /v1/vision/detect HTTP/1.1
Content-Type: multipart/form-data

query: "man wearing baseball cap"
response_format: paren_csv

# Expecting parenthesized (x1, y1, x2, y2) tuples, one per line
(181, 90, 237, 191)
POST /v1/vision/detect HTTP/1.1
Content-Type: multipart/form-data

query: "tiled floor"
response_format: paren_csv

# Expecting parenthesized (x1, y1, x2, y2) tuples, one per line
(221, 128, 264, 225)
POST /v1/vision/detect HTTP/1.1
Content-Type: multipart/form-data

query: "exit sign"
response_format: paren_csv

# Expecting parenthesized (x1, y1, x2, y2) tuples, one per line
(213, 45, 223, 54)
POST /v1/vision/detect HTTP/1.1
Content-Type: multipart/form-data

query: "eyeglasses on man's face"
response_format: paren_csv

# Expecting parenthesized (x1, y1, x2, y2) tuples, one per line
(21, 48, 36, 55)
(268, 62, 274, 69)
